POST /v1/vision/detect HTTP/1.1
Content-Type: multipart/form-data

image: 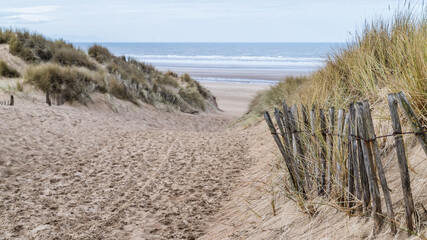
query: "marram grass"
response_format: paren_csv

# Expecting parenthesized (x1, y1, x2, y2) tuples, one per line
(245, 8, 427, 124)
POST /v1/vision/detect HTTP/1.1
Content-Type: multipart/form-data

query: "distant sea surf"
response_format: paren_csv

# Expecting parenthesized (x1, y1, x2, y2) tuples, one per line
(75, 42, 345, 84)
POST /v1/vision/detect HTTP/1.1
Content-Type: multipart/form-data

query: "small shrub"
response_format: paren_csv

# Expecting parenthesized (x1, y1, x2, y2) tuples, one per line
(53, 48, 96, 70)
(180, 73, 192, 83)
(155, 75, 179, 88)
(0, 29, 14, 43)
(88, 44, 112, 63)
(0, 60, 20, 78)
(166, 70, 178, 78)
(16, 81, 24, 91)
(179, 86, 206, 110)
(25, 64, 100, 102)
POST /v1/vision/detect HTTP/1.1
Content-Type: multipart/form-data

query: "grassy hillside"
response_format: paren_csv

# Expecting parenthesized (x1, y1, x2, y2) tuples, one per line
(0, 29, 217, 113)
(244, 8, 426, 124)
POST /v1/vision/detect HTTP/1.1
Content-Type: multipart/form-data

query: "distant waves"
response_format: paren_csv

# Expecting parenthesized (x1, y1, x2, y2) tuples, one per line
(75, 42, 343, 84)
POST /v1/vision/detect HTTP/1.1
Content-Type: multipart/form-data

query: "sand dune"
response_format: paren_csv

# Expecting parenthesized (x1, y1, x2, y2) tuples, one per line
(0, 89, 255, 239)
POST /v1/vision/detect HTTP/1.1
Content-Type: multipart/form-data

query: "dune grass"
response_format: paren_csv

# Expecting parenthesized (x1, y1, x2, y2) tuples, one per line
(25, 63, 103, 103)
(0, 31, 217, 112)
(243, 6, 427, 236)
(245, 8, 426, 125)
(0, 60, 20, 78)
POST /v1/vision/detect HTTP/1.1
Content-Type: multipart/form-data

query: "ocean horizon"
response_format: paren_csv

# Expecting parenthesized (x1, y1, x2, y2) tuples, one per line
(75, 42, 346, 84)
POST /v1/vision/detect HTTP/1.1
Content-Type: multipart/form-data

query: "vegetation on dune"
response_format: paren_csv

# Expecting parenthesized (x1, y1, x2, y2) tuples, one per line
(0, 29, 216, 112)
(245, 8, 427, 124)
(25, 64, 104, 103)
(0, 60, 20, 78)
(244, 6, 427, 236)
(0, 29, 95, 70)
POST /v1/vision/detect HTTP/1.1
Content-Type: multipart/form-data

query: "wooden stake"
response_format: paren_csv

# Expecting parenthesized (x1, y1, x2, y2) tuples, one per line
(327, 107, 335, 195)
(336, 109, 345, 196)
(362, 100, 396, 234)
(355, 102, 383, 232)
(10, 95, 14, 106)
(310, 105, 322, 196)
(289, 106, 311, 191)
(347, 104, 356, 209)
(387, 94, 415, 233)
(46, 91, 51, 106)
(395, 91, 427, 156)
(319, 108, 327, 196)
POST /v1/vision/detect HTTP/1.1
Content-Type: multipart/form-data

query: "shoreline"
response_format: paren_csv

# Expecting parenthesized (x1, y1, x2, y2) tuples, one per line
(201, 81, 271, 116)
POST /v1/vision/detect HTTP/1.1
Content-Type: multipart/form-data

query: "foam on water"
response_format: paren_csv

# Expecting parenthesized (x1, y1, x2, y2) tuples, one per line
(75, 42, 344, 84)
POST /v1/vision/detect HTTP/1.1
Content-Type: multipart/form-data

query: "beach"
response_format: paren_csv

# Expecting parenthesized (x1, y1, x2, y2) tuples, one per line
(0, 79, 270, 238)
(201, 82, 271, 115)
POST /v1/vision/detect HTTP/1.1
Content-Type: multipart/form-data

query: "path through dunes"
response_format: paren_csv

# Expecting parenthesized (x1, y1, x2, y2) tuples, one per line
(0, 94, 251, 239)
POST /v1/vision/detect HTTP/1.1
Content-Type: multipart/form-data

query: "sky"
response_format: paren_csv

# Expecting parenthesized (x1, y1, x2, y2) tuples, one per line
(0, 0, 410, 42)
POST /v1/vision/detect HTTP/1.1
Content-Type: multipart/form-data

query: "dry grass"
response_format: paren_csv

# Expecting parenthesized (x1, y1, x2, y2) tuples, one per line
(245, 8, 426, 124)
(0, 31, 218, 111)
(0, 60, 20, 78)
(25, 63, 102, 103)
(242, 6, 427, 237)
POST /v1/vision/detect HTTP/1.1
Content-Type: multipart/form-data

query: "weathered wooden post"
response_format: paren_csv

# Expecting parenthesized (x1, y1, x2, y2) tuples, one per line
(349, 104, 361, 208)
(387, 94, 416, 233)
(319, 109, 327, 196)
(265, 111, 305, 198)
(46, 91, 51, 106)
(289, 107, 311, 191)
(282, 100, 293, 152)
(395, 91, 427, 155)
(274, 108, 286, 141)
(327, 107, 335, 195)
(347, 104, 356, 209)
(10, 95, 14, 106)
(336, 109, 345, 197)
(362, 100, 396, 234)
(310, 105, 322, 196)
(355, 102, 383, 232)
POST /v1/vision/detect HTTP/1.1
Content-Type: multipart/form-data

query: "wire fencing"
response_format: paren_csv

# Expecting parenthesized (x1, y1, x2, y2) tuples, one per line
(264, 91, 427, 236)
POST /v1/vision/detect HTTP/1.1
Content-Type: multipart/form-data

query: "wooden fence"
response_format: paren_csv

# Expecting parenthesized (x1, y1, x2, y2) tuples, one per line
(264, 91, 427, 235)
(0, 95, 14, 106)
(46, 91, 65, 106)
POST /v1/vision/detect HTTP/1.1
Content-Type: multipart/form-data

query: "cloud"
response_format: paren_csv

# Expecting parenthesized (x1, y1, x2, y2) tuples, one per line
(0, 5, 57, 24)
(3, 14, 51, 23)
(0, 5, 58, 14)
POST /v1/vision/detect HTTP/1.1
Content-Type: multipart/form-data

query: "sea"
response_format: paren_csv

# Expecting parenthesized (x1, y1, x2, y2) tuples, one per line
(75, 42, 345, 85)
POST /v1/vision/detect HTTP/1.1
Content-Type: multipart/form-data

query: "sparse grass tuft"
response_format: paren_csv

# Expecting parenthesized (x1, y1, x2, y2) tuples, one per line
(179, 86, 206, 111)
(88, 44, 113, 63)
(52, 48, 96, 70)
(0, 60, 20, 78)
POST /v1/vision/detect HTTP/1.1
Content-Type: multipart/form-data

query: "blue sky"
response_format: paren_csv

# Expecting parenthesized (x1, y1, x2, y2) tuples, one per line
(0, 0, 408, 42)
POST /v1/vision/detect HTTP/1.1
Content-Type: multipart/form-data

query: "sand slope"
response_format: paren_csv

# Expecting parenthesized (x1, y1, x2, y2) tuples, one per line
(0, 92, 253, 239)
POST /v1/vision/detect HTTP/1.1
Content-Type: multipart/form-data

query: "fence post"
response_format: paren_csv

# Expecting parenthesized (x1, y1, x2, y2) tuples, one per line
(327, 107, 335, 195)
(355, 102, 383, 232)
(274, 108, 286, 141)
(319, 109, 327, 196)
(347, 104, 356, 209)
(289, 106, 311, 191)
(282, 101, 293, 152)
(10, 95, 14, 106)
(336, 109, 345, 197)
(387, 94, 416, 234)
(46, 91, 51, 106)
(395, 91, 427, 155)
(310, 105, 322, 196)
(362, 100, 396, 234)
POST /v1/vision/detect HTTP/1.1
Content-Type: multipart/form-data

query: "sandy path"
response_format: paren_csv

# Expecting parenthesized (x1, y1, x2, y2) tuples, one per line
(0, 93, 251, 239)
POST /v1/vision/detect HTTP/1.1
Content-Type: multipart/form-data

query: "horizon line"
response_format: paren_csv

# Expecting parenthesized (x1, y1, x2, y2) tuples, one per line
(72, 41, 348, 44)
